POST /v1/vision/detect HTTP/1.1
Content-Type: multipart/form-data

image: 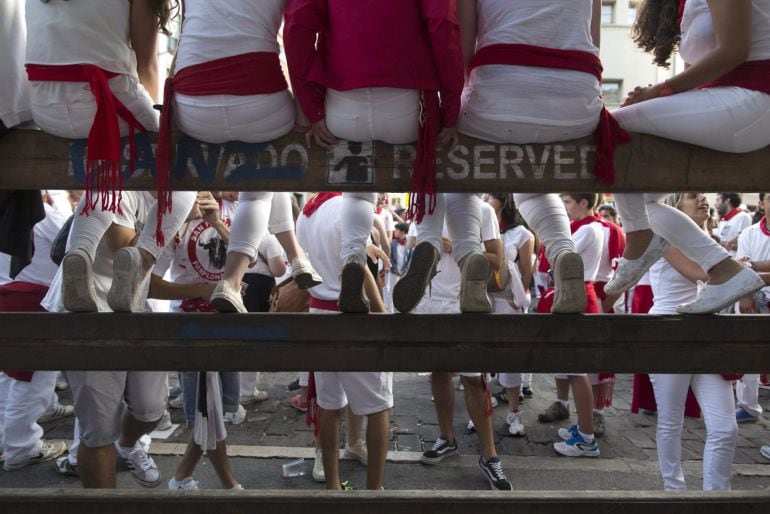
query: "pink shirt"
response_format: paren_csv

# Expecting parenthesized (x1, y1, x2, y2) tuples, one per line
(283, 0, 464, 126)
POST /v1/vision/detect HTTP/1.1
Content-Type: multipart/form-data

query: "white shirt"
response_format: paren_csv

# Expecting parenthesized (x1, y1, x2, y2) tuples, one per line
(15, 203, 69, 286)
(573, 222, 604, 282)
(649, 258, 697, 315)
(378, 209, 395, 233)
(1, 0, 31, 127)
(718, 210, 753, 254)
(680, 0, 770, 65)
(736, 221, 770, 299)
(296, 196, 344, 302)
(463, 0, 602, 128)
(246, 234, 284, 277)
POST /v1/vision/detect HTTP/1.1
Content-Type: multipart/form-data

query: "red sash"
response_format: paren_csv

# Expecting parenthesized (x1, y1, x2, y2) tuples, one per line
(308, 297, 340, 312)
(469, 44, 630, 186)
(156, 52, 288, 245)
(302, 192, 342, 217)
(26, 64, 148, 216)
(700, 59, 770, 96)
(536, 281, 599, 314)
(407, 91, 440, 224)
(1, 281, 49, 382)
(631, 284, 654, 314)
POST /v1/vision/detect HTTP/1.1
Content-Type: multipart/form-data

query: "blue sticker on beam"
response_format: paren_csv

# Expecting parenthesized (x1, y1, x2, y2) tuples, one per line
(180, 323, 289, 341)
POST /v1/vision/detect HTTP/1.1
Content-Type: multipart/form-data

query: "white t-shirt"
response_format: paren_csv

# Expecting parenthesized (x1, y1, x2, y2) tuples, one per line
(42, 191, 154, 312)
(573, 222, 604, 282)
(378, 209, 396, 233)
(717, 210, 753, 254)
(1, 0, 31, 127)
(649, 258, 697, 315)
(15, 203, 69, 286)
(480, 201, 501, 242)
(463, 0, 602, 128)
(736, 221, 770, 299)
(153, 201, 236, 311)
(296, 196, 344, 302)
(680, 0, 770, 65)
(246, 234, 284, 277)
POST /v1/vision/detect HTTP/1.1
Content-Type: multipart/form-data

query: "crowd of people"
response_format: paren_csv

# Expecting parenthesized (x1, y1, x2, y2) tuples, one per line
(1, 0, 769, 494)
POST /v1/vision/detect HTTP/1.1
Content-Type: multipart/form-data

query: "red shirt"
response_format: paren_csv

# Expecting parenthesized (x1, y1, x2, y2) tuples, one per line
(284, 0, 463, 127)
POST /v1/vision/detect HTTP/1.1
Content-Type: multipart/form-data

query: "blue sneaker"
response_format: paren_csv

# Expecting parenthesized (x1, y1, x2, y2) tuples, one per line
(736, 408, 758, 423)
(554, 431, 599, 457)
(558, 424, 579, 441)
(760, 445, 770, 461)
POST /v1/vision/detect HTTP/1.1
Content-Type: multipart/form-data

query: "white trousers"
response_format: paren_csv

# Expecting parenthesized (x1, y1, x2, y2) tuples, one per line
(651, 373, 738, 491)
(736, 374, 763, 417)
(0, 371, 58, 465)
(416, 194, 484, 264)
(515, 193, 575, 264)
(613, 193, 729, 271)
(228, 192, 295, 261)
(174, 91, 294, 144)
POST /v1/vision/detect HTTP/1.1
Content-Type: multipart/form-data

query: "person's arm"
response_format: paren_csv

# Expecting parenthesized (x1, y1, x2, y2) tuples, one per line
(665, 247, 709, 284)
(130, 0, 161, 102)
(483, 238, 504, 272)
(626, 0, 752, 104)
(197, 193, 229, 244)
(364, 265, 387, 313)
(372, 216, 391, 258)
(457, 0, 478, 73)
(591, 0, 602, 48)
(518, 237, 535, 294)
(267, 255, 287, 277)
(149, 275, 216, 300)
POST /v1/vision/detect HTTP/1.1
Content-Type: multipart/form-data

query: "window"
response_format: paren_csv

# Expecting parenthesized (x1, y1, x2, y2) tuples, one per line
(627, 1, 639, 25)
(601, 2, 615, 24)
(601, 80, 624, 106)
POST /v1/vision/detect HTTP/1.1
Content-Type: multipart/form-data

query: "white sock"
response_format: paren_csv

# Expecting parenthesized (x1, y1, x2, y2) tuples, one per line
(578, 429, 595, 442)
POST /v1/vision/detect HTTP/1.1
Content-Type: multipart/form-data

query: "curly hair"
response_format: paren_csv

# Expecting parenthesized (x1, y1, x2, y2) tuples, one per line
(631, 0, 682, 68)
(154, 0, 180, 36)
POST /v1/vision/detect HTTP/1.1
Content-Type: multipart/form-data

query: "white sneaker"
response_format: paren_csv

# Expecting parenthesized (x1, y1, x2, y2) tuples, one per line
(168, 476, 199, 490)
(506, 411, 525, 437)
(291, 255, 323, 290)
(224, 404, 247, 425)
(210, 280, 247, 313)
(230, 484, 244, 490)
(168, 394, 184, 409)
(677, 268, 765, 314)
(156, 410, 173, 431)
(62, 249, 99, 312)
(605, 234, 670, 295)
(467, 419, 476, 432)
(312, 448, 325, 483)
(240, 389, 269, 406)
(107, 247, 151, 312)
(343, 439, 368, 465)
(3, 440, 67, 471)
(38, 404, 74, 424)
(551, 250, 587, 313)
(122, 446, 161, 488)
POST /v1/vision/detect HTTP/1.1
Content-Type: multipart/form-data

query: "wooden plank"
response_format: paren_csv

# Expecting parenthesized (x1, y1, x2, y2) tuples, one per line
(2, 128, 769, 192)
(1, 489, 769, 514)
(1, 313, 768, 372)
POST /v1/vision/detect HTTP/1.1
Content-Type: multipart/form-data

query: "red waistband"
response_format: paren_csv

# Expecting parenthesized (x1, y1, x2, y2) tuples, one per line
(468, 44, 628, 186)
(26, 64, 148, 216)
(700, 59, 770, 95)
(155, 52, 288, 246)
(309, 297, 340, 312)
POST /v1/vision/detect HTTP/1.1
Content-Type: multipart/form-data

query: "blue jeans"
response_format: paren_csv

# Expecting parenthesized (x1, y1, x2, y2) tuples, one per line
(180, 371, 240, 427)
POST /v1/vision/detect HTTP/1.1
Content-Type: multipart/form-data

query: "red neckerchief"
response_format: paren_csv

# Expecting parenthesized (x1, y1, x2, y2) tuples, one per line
(760, 216, 770, 236)
(593, 213, 626, 268)
(723, 208, 743, 222)
(570, 215, 598, 234)
(677, 0, 687, 29)
(376, 205, 383, 215)
(302, 193, 342, 217)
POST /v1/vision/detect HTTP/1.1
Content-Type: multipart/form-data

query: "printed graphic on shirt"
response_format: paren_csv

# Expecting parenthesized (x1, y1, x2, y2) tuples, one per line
(187, 219, 230, 282)
(327, 141, 375, 185)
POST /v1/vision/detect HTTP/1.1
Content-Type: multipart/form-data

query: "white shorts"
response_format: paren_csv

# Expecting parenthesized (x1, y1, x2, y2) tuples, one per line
(174, 90, 294, 144)
(326, 87, 419, 144)
(314, 371, 394, 415)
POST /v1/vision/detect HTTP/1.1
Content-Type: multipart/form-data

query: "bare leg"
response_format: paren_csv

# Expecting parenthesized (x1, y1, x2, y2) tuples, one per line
(570, 375, 594, 435)
(623, 229, 655, 260)
(556, 378, 570, 402)
(118, 412, 159, 449)
(319, 407, 343, 490)
(365, 409, 389, 489)
(461, 376, 496, 461)
(275, 231, 303, 263)
(174, 435, 203, 481)
(78, 444, 117, 488)
(206, 440, 239, 489)
(221, 252, 251, 291)
(346, 406, 364, 446)
(506, 386, 521, 412)
(431, 373, 455, 444)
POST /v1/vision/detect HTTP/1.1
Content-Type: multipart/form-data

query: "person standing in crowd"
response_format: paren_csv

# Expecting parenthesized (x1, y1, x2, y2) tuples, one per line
(284, 0, 466, 313)
(604, 0, 768, 314)
(715, 193, 753, 255)
(647, 193, 739, 491)
(25, 0, 197, 314)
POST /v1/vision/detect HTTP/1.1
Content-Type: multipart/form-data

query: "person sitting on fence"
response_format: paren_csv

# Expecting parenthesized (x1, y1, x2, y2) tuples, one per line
(155, 0, 322, 315)
(25, 0, 196, 313)
(604, 0, 769, 314)
(457, 0, 626, 314)
(284, 0, 464, 313)
(295, 192, 392, 490)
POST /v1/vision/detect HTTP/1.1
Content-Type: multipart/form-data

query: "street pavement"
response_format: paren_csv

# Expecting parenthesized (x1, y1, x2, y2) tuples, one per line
(1, 372, 768, 491)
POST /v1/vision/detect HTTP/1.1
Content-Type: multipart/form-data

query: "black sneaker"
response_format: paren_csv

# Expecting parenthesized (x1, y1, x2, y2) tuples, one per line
(493, 389, 509, 404)
(420, 436, 458, 465)
(522, 386, 533, 398)
(478, 456, 512, 491)
(287, 379, 300, 391)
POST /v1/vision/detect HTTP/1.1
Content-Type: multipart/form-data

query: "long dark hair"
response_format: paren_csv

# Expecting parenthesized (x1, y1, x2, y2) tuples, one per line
(632, 0, 682, 68)
(154, 0, 179, 36)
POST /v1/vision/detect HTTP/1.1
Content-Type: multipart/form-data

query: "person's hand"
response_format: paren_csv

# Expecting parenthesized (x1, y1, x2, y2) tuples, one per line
(738, 256, 752, 267)
(305, 119, 337, 149)
(442, 238, 453, 254)
(621, 84, 661, 107)
(601, 291, 621, 313)
(366, 244, 391, 271)
(437, 125, 459, 149)
(738, 295, 758, 314)
(196, 192, 220, 225)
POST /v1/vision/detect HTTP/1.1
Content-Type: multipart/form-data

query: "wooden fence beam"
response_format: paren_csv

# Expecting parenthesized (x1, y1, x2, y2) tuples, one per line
(1, 313, 768, 372)
(2, 129, 768, 192)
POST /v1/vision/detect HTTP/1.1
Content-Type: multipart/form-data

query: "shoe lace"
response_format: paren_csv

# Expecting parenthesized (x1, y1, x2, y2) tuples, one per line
(487, 459, 506, 481)
(431, 437, 447, 451)
(128, 449, 155, 472)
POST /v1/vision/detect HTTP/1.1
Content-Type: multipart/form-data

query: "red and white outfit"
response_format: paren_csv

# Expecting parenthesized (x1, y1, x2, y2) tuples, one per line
(717, 208, 753, 256)
(1, 0, 31, 128)
(295, 195, 393, 415)
(0, 203, 67, 467)
(733, 217, 770, 418)
(614, 0, 770, 271)
(648, 256, 738, 491)
(284, 0, 464, 266)
(593, 214, 626, 312)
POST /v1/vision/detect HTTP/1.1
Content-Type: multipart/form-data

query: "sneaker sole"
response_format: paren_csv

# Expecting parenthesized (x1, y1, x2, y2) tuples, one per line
(420, 450, 458, 465)
(459, 253, 492, 313)
(107, 249, 143, 312)
(553, 444, 600, 458)
(131, 473, 163, 488)
(62, 253, 98, 312)
(293, 271, 323, 290)
(552, 252, 587, 314)
(210, 293, 247, 313)
(393, 243, 438, 313)
(3, 444, 67, 471)
(478, 462, 513, 491)
(312, 471, 326, 483)
(338, 263, 369, 313)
